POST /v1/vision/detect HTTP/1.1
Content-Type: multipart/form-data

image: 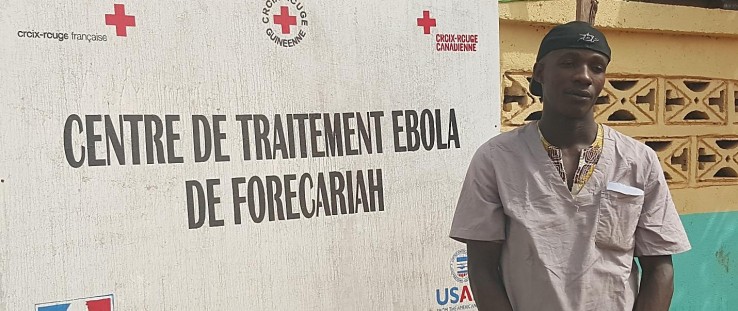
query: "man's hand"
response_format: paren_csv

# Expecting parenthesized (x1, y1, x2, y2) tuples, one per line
(633, 255, 675, 311)
(467, 240, 513, 311)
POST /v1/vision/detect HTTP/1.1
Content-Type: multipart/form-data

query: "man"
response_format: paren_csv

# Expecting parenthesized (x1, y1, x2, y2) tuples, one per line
(449, 21, 691, 311)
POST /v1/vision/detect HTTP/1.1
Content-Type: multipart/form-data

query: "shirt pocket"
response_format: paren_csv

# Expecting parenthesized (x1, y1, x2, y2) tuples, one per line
(595, 184, 644, 252)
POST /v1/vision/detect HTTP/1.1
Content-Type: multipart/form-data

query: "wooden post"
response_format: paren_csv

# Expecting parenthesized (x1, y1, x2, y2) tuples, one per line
(576, 0, 599, 24)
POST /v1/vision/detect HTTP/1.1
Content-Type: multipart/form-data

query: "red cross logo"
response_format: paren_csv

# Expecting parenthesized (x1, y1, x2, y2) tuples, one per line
(105, 4, 136, 37)
(273, 6, 297, 35)
(417, 11, 436, 35)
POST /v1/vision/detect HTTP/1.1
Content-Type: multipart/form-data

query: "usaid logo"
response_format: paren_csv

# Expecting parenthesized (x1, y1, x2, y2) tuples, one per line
(434, 249, 475, 307)
(450, 248, 469, 283)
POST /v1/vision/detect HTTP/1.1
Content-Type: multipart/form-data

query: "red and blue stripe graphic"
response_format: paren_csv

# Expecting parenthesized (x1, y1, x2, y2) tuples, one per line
(36, 294, 113, 311)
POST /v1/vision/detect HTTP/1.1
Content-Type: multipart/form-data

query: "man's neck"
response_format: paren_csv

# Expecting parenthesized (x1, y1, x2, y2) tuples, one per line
(537, 114, 598, 149)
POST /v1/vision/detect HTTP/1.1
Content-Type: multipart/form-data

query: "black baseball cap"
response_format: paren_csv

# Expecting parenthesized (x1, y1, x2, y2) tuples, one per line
(530, 21, 611, 96)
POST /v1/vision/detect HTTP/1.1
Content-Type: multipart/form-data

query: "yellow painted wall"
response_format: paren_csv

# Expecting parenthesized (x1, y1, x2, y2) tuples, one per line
(498, 0, 738, 215)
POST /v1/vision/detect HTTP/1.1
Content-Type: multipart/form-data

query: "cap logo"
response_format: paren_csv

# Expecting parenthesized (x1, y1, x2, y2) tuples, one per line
(578, 33, 599, 43)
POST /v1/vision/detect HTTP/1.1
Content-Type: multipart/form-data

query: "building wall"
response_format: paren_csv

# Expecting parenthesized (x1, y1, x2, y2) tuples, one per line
(498, 0, 738, 309)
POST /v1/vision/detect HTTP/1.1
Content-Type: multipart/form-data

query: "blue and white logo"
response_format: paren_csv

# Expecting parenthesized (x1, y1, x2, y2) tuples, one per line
(450, 249, 469, 283)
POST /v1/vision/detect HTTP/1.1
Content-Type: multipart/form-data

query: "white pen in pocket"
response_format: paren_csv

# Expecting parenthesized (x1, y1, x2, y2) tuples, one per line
(606, 182, 644, 196)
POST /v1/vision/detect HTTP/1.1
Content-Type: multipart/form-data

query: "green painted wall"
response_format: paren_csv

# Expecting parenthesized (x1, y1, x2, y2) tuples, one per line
(672, 211, 738, 310)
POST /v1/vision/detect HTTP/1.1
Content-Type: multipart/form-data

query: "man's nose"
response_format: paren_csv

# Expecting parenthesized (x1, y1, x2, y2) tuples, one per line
(573, 65, 593, 85)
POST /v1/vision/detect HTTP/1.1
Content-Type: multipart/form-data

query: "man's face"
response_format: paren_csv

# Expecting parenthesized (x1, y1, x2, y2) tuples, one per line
(533, 48, 608, 119)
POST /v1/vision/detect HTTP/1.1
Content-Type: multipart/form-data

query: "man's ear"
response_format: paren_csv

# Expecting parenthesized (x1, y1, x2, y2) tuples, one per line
(532, 62, 544, 84)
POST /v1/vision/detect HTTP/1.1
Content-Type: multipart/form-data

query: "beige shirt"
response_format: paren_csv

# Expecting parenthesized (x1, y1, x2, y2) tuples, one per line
(450, 122, 691, 311)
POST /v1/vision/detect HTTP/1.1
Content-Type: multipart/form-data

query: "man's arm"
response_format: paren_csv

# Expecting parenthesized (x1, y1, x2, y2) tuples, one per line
(467, 240, 513, 311)
(633, 255, 674, 311)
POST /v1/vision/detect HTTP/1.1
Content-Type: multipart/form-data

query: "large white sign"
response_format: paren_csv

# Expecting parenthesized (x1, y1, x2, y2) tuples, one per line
(0, 0, 500, 309)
